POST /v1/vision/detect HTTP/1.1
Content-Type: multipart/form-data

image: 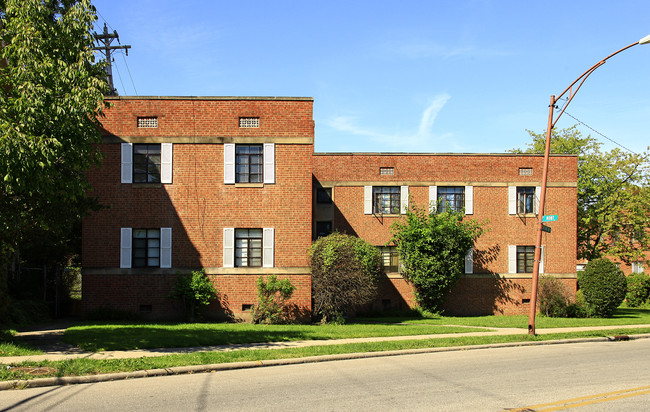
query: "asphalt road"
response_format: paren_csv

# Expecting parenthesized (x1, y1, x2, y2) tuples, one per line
(2, 339, 649, 411)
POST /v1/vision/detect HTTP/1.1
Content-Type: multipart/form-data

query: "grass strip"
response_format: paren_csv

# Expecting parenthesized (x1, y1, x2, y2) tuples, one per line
(3, 327, 650, 382)
(355, 308, 650, 328)
(62, 323, 488, 352)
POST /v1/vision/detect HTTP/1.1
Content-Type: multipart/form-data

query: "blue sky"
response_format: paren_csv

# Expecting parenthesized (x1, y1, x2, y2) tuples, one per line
(91, 0, 650, 154)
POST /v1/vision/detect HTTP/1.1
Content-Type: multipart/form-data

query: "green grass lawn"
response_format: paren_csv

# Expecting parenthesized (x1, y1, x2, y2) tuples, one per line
(354, 308, 650, 328)
(62, 323, 489, 352)
(3, 327, 650, 383)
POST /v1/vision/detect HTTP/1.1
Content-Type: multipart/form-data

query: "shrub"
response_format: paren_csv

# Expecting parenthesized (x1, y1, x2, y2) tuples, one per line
(390, 203, 484, 312)
(537, 275, 571, 317)
(169, 269, 217, 321)
(252, 275, 296, 324)
(625, 272, 650, 307)
(310, 233, 382, 323)
(578, 259, 627, 317)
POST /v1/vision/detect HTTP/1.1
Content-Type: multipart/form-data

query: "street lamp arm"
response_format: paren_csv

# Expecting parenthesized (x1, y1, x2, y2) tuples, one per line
(551, 41, 641, 128)
(527, 34, 650, 336)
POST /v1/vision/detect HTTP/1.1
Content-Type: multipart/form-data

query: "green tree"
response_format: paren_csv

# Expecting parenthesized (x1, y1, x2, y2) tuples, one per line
(0, 0, 108, 308)
(578, 258, 627, 317)
(390, 203, 484, 313)
(310, 233, 382, 323)
(511, 126, 649, 263)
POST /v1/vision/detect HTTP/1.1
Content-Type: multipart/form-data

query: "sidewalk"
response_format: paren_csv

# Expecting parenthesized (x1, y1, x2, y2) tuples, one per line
(2, 323, 650, 391)
(4, 323, 650, 365)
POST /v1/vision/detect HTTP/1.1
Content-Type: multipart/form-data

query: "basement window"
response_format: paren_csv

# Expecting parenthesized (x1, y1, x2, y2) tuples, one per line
(239, 117, 260, 128)
(137, 117, 158, 128)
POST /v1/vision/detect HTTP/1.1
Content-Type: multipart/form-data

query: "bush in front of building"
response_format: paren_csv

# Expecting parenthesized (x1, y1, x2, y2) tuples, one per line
(169, 269, 217, 321)
(252, 275, 296, 324)
(625, 272, 650, 307)
(390, 204, 484, 313)
(310, 233, 383, 323)
(537, 275, 572, 317)
(578, 259, 627, 317)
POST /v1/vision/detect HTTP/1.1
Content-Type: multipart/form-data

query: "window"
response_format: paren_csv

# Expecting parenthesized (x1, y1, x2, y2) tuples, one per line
(379, 246, 400, 273)
(373, 187, 401, 214)
(120, 227, 171, 269)
(239, 117, 259, 128)
(437, 187, 465, 213)
(509, 186, 539, 215)
(137, 116, 158, 128)
(235, 144, 263, 183)
(133, 229, 160, 268)
(133, 144, 161, 183)
(224, 143, 274, 184)
(223, 227, 274, 268)
(517, 187, 536, 214)
(121, 143, 172, 184)
(632, 261, 645, 274)
(235, 229, 263, 267)
(316, 187, 332, 204)
(364, 186, 408, 215)
(429, 186, 473, 215)
(517, 246, 535, 273)
(316, 221, 332, 238)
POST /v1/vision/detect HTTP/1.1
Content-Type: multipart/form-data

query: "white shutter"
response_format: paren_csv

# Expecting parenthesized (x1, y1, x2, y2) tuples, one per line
(508, 245, 517, 273)
(540, 246, 545, 274)
(161, 143, 173, 184)
(429, 186, 437, 213)
(263, 143, 275, 184)
(400, 186, 409, 214)
(534, 186, 542, 214)
(160, 227, 172, 268)
(464, 185, 473, 215)
(364, 186, 373, 214)
(465, 248, 474, 274)
(223, 228, 234, 268)
(508, 186, 517, 215)
(121, 143, 133, 184)
(224, 144, 235, 184)
(263, 227, 274, 268)
(120, 228, 132, 268)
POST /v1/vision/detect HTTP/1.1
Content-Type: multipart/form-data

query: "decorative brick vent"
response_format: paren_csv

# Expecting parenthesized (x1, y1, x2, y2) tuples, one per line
(137, 117, 158, 128)
(239, 117, 260, 128)
(380, 167, 394, 175)
(519, 167, 533, 176)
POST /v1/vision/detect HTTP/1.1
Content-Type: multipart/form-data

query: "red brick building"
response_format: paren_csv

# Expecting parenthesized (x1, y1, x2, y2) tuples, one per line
(82, 96, 578, 319)
(313, 153, 578, 315)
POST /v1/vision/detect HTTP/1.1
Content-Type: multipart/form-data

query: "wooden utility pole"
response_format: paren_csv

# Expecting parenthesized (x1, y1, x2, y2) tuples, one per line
(93, 23, 131, 95)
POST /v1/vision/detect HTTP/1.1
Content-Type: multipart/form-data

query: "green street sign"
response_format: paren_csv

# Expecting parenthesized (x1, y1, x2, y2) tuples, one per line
(542, 224, 552, 233)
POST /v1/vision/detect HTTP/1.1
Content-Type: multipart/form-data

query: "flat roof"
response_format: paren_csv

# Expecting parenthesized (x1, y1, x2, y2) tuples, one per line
(314, 152, 577, 157)
(104, 96, 314, 101)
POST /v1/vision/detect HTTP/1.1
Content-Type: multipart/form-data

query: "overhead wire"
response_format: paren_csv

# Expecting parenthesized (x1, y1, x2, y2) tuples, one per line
(563, 111, 637, 154)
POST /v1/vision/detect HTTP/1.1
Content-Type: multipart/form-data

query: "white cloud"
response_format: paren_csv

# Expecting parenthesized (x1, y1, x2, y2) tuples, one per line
(327, 94, 458, 152)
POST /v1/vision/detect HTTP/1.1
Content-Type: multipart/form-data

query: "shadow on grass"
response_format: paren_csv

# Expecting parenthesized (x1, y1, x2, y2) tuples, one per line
(611, 308, 650, 319)
(63, 325, 312, 352)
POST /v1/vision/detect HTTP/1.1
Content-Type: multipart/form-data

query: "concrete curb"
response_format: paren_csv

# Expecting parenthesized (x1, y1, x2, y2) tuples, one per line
(2, 333, 649, 391)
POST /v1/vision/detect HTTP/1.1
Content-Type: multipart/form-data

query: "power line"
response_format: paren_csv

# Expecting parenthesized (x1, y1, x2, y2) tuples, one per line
(119, 50, 138, 95)
(563, 111, 637, 154)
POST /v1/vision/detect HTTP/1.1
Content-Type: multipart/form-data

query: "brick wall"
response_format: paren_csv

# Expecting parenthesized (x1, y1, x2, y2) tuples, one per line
(313, 153, 578, 315)
(83, 97, 314, 319)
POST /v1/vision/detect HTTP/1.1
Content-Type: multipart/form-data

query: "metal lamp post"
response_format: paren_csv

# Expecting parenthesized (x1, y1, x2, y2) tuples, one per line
(528, 34, 650, 335)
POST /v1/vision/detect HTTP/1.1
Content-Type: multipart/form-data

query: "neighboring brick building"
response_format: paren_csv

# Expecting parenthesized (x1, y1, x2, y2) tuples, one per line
(82, 96, 578, 319)
(313, 153, 578, 315)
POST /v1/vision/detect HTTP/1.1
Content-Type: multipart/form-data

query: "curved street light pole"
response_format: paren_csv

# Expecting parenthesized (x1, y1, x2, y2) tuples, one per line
(528, 34, 650, 335)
